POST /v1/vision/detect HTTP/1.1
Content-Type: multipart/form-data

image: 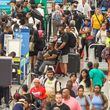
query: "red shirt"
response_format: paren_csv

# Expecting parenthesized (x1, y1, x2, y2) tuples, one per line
(30, 85, 47, 100)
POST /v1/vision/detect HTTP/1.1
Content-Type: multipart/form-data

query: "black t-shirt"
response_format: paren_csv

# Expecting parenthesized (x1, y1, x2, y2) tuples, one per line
(60, 33, 70, 55)
(47, 49, 58, 61)
(51, 103, 70, 110)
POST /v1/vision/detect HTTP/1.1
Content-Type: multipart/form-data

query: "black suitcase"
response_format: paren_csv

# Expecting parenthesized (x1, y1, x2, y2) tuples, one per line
(68, 53, 80, 73)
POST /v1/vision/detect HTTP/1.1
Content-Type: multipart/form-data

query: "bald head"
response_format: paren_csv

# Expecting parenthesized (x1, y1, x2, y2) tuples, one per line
(62, 88, 70, 99)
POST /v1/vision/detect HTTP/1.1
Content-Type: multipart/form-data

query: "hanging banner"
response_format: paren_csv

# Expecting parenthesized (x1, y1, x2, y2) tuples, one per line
(20, 29, 30, 57)
(14, 28, 30, 57)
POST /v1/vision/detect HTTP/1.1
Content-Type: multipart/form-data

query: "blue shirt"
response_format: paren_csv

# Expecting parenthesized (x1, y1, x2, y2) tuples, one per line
(92, 95, 103, 110)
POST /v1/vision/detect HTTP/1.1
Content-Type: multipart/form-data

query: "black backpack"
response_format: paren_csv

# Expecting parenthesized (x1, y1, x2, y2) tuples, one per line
(68, 32, 76, 48)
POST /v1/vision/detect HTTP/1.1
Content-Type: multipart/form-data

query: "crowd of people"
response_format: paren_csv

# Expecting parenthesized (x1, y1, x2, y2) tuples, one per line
(13, 63, 108, 110)
(0, 0, 110, 110)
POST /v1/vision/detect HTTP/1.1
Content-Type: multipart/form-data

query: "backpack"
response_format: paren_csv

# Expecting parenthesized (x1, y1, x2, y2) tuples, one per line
(43, 78, 61, 93)
(100, 93, 108, 110)
(68, 32, 76, 48)
(101, 47, 110, 59)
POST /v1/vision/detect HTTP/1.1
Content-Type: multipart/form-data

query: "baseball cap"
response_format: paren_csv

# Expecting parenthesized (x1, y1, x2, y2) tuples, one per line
(72, 0, 79, 4)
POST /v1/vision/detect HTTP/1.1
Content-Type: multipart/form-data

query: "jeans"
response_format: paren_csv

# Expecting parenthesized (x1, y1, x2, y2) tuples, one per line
(80, 38, 89, 58)
(0, 86, 10, 106)
(92, 29, 99, 41)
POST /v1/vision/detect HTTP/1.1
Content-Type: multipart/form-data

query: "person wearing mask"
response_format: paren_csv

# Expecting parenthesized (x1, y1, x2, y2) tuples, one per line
(69, 74, 79, 97)
(89, 62, 106, 88)
(79, 69, 92, 95)
(62, 88, 82, 110)
(69, 1, 83, 32)
(76, 85, 91, 110)
(69, 0, 79, 11)
(91, 8, 104, 39)
(50, 92, 70, 110)
(91, 85, 108, 110)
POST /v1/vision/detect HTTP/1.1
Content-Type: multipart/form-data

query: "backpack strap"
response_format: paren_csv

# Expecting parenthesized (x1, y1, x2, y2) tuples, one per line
(100, 93, 108, 110)
(95, 14, 102, 27)
(43, 78, 61, 93)
(55, 80, 61, 93)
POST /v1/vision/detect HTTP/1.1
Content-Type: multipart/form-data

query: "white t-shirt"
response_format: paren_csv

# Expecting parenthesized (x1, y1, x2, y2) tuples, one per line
(28, 17, 40, 30)
(96, 30, 107, 44)
(77, 2, 91, 17)
(37, 8, 44, 17)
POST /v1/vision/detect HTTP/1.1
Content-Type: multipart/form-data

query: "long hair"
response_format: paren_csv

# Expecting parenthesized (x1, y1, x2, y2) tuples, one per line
(79, 69, 91, 88)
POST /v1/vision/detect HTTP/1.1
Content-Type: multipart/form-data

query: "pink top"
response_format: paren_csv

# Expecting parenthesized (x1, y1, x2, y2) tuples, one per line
(63, 96, 82, 110)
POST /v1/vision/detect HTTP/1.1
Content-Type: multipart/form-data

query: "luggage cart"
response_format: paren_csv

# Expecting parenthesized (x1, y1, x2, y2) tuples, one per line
(88, 43, 108, 71)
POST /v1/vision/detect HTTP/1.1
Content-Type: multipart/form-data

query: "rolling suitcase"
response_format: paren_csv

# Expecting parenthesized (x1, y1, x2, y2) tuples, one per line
(68, 53, 80, 73)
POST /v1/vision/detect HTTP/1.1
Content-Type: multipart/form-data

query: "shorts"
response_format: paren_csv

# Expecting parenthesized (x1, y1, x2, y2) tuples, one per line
(60, 54, 68, 63)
